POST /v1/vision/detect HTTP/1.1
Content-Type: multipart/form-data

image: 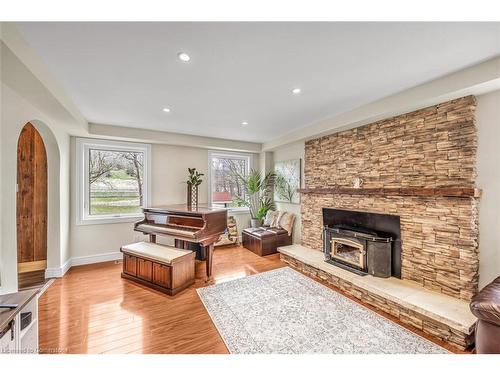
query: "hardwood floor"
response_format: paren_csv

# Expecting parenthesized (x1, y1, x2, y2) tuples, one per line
(38, 246, 467, 354)
(38, 246, 284, 354)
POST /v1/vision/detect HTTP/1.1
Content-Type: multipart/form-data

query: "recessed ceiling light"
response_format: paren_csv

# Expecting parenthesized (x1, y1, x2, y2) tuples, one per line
(241, 121, 249, 126)
(177, 52, 191, 62)
(162, 108, 171, 113)
(292, 88, 302, 94)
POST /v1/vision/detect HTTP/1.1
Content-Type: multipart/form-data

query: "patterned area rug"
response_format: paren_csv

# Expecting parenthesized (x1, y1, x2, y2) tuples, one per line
(197, 267, 449, 354)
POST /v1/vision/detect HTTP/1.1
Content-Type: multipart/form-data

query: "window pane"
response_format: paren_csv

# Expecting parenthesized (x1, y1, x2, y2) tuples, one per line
(89, 149, 144, 215)
(211, 156, 247, 208)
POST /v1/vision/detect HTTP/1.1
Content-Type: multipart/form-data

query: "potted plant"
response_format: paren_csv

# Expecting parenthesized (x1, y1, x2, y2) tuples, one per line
(233, 169, 275, 228)
(186, 168, 204, 208)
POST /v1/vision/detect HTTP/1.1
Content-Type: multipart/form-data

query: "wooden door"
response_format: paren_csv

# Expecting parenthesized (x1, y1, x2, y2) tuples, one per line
(17, 123, 48, 289)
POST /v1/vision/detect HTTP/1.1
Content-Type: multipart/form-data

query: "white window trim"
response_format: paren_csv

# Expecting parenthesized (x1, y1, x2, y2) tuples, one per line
(76, 137, 151, 225)
(208, 150, 252, 214)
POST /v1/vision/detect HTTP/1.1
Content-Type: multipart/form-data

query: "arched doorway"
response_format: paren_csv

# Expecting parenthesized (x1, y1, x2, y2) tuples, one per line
(17, 122, 48, 289)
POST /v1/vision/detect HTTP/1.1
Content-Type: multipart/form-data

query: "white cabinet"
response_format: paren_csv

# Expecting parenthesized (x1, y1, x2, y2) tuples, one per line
(0, 322, 16, 353)
(18, 296, 39, 354)
(0, 289, 39, 354)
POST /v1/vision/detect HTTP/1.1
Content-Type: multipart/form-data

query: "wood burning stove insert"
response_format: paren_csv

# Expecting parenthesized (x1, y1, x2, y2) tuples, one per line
(323, 225, 392, 277)
(322, 208, 401, 278)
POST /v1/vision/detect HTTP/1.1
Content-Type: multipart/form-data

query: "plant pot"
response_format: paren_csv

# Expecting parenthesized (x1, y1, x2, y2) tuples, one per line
(250, 218, 263, 228)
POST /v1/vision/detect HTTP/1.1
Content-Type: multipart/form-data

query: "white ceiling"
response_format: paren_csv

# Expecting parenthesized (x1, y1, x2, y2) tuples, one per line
(16, 22, 500, 143)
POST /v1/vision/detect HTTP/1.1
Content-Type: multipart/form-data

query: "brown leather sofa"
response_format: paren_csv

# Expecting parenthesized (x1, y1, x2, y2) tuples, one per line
(242, 211, 295, 256)
(470, 276, 500, 354)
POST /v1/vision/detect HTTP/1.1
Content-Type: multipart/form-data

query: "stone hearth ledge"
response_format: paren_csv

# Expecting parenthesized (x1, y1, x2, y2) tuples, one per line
(278, 244, 476, 349)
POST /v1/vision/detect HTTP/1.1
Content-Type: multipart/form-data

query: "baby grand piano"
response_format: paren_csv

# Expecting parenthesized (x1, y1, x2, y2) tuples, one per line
(134, 204, 227, 279)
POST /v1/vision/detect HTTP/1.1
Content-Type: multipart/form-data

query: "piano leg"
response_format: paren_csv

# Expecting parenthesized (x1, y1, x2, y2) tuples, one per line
(206, 244, 214, 280)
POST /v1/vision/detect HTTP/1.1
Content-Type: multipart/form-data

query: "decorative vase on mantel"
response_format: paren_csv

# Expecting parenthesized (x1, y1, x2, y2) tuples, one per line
(187, 182, 199, 209)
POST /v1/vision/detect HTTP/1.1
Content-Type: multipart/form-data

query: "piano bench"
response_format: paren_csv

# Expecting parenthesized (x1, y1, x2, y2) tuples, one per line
(120, 242, 195, 296)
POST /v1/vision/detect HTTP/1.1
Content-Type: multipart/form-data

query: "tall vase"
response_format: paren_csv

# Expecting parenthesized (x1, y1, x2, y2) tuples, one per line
(187, 183, 198, 209)
(187, 183, 192, 208)
(191, 185, 198, 208)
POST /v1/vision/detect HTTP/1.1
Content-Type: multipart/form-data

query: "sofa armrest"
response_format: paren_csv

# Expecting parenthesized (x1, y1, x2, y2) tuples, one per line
(470, 276, 500, 326)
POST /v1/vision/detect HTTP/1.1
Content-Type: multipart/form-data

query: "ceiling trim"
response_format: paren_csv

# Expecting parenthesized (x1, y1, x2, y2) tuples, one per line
(262, 56, 500, 151)
(89, 123, 262, 153)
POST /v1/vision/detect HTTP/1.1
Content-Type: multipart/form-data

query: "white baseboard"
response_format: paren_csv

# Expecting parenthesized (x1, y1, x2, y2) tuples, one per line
(44, 252, 123, 279)
(45, 258, 71, 278)
(71, 251, 123, 267)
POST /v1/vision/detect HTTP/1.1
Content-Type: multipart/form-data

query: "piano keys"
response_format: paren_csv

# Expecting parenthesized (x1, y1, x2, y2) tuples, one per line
(134, 204, 227, 278)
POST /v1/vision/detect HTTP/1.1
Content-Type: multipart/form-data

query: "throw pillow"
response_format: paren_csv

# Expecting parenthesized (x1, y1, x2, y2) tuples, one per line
(278, 212, 295, 235)
(263, 210, 278, 226)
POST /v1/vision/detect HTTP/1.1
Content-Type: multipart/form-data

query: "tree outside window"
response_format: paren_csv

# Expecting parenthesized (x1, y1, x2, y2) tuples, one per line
(89, 150, 145, 215)
(210, 153, 250, 208)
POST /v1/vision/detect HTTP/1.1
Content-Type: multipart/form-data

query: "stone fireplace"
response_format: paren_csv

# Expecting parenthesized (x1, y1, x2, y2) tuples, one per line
(278, 96, 480, 349)
(300, 96, 479, 301)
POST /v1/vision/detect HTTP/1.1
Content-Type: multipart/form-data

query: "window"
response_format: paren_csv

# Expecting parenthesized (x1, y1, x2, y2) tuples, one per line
(208, 151, 251, 210)
(76, 138, 150, 224)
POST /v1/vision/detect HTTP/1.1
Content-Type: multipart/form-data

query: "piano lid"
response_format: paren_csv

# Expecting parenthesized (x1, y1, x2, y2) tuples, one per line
(142, 204, 227, 215)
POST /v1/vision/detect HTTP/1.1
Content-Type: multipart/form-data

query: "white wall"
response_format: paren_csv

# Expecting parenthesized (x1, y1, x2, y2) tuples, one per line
(69, 140, 256, 260)
(476, 90, 500, 289)
(0, 83, 71, 294)
(272, 141, 305, 244)
(0, 36, 83, 292)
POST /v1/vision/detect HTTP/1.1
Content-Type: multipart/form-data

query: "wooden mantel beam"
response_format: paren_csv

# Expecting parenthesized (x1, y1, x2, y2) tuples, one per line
(297, 187, 481, 198)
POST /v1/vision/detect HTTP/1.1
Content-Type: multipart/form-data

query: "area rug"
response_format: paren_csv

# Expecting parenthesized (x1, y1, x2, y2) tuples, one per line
(197, 267, 449, 354)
